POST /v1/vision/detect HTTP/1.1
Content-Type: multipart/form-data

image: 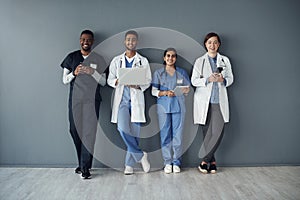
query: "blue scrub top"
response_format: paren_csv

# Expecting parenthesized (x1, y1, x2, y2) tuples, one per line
(120, 58, 134, 103)
(208, 56, 220, 104)
(152, 66, 191, 114)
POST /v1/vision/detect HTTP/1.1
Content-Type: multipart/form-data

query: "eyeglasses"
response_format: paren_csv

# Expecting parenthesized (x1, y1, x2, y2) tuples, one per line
(166, 54, 176, 58)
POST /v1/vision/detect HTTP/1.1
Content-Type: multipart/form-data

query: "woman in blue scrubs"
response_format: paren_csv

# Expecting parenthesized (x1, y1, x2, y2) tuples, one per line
(152, 48, 191, 174)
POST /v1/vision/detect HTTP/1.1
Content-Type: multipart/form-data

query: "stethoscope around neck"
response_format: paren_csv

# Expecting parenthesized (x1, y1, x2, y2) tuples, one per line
(160, 66, 183, 87)
(119, 58, 142, 68)
(199, 56, 226, 78)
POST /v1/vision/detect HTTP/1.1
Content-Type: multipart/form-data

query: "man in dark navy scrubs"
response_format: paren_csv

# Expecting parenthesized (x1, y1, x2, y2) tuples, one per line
(60, 30, 106, 179)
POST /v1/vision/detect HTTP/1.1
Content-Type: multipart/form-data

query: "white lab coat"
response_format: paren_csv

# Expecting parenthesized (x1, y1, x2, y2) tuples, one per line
(107, 52, 152, 123)
(191, 52, 234, 124)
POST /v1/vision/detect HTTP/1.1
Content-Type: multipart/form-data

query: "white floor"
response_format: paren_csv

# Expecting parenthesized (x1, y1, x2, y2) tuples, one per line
(0, 166, 299, 200)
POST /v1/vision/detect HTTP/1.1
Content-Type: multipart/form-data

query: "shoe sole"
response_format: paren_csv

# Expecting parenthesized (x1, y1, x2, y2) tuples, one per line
(198, 166, 208, 174)
(210, 170, 217, 174)
(75, 168, 82, 174)
(81, 172, 91, 179)
(164, 165, 172, 174)
(142, 166, 150, 173)
(124, 172, 133, 175)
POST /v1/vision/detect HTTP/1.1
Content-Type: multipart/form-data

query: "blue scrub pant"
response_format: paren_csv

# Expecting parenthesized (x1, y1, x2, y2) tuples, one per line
(117, 102, 143, 167)
(158, 112, 185, 166)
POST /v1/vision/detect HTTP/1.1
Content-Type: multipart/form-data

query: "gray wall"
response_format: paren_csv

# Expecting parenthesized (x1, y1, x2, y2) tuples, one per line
(1, 0, 299, 167)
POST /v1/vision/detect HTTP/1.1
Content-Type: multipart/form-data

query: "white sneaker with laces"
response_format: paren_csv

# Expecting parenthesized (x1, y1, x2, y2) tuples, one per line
(173, 165, 181, 173)
(140, 152, 150, 173)
(164, 164, 172, 174)
(124, 166, 133, 175)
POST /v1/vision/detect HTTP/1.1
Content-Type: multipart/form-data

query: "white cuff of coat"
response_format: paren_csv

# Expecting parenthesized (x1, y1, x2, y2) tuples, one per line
(151, 87, 160, 98)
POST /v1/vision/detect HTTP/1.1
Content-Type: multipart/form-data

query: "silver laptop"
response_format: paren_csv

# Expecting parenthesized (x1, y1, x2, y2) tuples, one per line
(118, 67, 148, 85)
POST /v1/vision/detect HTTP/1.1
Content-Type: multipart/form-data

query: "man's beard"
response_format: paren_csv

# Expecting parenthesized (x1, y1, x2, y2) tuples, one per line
(82, 46, 91, 52)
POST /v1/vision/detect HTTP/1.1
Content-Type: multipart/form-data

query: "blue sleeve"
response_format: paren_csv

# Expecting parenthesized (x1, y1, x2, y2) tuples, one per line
(152, 70, 160, 88)
(181, 68, 191, 86)
(223, 78, 227, 86)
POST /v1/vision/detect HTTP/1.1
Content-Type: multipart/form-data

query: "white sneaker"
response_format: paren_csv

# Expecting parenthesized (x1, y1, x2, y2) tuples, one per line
(164, 164, 172, 174)
(140, 152, 150, 173)
(124, 166, 133, 175)
(173, 165, 181, 173)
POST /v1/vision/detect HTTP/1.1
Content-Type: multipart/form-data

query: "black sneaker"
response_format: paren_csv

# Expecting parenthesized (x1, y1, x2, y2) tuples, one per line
(75, 167, 81, 174)
(198, 163, 208, 174)
(81, 169, 91, 179)
(209, 164, 217, 174)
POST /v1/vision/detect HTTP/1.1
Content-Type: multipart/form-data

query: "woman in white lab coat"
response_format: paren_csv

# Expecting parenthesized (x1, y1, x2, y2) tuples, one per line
(107, 30, 152, 175)
(191, 32, 234, 174)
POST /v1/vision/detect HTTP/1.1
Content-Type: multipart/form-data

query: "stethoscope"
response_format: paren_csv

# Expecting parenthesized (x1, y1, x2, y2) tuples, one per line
(159, 66, 184, 89)
(119, 55, 142, 68)
(199, 56, 226, 78)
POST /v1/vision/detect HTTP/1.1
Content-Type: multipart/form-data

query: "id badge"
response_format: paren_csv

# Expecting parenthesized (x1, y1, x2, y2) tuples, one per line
(90, 63, 97, 69)
(177, 79, 183, 85)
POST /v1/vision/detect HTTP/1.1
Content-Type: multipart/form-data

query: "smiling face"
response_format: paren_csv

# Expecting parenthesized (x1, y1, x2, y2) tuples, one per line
(163, 50, 177, 66)
(205, 36, 220, 55)
(80, 33, 94, 52)
(124, 33, 138, 51)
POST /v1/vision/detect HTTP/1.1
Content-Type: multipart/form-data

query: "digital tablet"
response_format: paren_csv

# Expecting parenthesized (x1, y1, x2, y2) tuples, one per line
(173, 86, 189, 96)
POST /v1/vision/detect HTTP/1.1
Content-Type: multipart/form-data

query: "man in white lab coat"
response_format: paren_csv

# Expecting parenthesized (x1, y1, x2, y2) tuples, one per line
(107, 30, 152, 175)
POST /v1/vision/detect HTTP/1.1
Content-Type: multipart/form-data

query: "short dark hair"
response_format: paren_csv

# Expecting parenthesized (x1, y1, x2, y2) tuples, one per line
(203, 32, 221, 51)
(125, 30, 138, 39)
(80, 30, 94, 39)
